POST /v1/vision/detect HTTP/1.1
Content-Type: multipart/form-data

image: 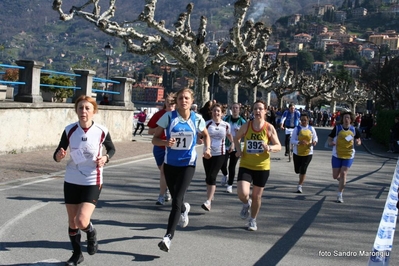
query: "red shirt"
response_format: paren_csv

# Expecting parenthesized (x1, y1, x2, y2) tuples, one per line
(147, 109, 167, 149)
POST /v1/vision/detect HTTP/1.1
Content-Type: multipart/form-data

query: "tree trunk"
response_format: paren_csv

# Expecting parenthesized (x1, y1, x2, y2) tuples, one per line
(251, 87, 257, 103)
(279, 97, 284, 109)
(226, 83, 239, 106)
(351, 102, 357, 113)
(195, 76, 210, 106)
(331, 101, 337, 113)
(232, 83, 239, 104)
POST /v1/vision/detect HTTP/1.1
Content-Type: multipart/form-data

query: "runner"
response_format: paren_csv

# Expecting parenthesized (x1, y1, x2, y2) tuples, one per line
(152, 88, 211, 252)
(327, 111, 361, 203)
(290, 112, 318, 193)
(53, 95, 115, 265)
(234, 100, 281, 231)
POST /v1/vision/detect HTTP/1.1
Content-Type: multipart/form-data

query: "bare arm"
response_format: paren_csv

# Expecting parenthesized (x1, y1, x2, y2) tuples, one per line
(266, 124, 281, 152)
(201, 127, 212, 159)
(328, 136, 335, 146)
(148, 127, 156, 135)
(234, 122, 249, 157)
(152, 126, 176, 147)
(227, 132, 235, 152)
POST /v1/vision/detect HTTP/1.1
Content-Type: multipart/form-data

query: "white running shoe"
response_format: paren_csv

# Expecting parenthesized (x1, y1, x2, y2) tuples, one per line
(240, 199, 252, 219)
(296, 185, 302, 193)
(158, 234, 171, 252)
(221, 175, 228, 186)
(226, 185, 233, 194)
(248, 218, 257, 231)
(164, 189, 171, 202)
(179, 203, 190, 227)
(201, 201, 211, 211)
(337, 194, 344, 203)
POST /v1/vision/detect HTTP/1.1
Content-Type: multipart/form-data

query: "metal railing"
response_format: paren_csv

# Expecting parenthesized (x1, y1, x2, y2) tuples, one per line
(0, 64, 122, 96)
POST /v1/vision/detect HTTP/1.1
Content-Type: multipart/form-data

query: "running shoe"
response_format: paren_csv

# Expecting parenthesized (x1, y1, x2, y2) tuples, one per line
(337, 194, 344, 203)
(201, 201, 211, 211)
(240, 199, 252, 219)
(248, 218, 257, 231)
(156, 195, 165, 205)
(296, 185, 302, 193)
(226, 185, 233, 194)
(164, 189, 171, 202)
(66, 252, 84, 266)
(86, 228, 98, 255)
(179, 202, 190, 227)
(158, 234, 172, 252)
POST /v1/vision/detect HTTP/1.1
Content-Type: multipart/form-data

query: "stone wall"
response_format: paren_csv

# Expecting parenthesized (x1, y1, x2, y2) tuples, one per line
(0, 102, 133, 155)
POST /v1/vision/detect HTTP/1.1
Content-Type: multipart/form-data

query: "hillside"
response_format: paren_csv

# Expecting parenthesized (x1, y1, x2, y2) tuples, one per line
(4, 0, 382, 78)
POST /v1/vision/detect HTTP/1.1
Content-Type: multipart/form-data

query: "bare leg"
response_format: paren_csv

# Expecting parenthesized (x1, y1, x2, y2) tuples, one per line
(159, 164, 167, 195)
(298, 174, 306, 186)
(237, 180, 251, 204)
(250, 185, 264, 219)
(206, 184, 216, 202)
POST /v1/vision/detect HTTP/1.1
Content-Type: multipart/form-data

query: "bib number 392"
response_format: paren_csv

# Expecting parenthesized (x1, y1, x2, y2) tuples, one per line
(246, 140, 264, 154)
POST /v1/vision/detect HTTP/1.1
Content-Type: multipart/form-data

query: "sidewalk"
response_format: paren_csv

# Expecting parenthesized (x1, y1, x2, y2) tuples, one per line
(0, 132, 397, 184)
(0, 134, 154, 184)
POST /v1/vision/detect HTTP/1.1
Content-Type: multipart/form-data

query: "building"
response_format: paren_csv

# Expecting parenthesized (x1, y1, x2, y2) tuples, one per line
(351, 7, 367, 18)
(294, 33, 312, 43)
(288, 14, 301, 26)
(369, 34, 399, 50)
(132, 73, 165, 102)
(360, 48, 375, 60)
(343, 64, 361, 77)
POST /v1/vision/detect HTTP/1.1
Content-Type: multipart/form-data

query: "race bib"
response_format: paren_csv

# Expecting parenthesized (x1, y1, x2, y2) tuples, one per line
(246, 140, 264, 154)
(70, 149, 89, 164)
(171, 131, 193, 150)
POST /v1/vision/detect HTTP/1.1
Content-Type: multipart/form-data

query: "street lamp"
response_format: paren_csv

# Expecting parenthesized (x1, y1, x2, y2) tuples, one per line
(104, 42, 113, 89)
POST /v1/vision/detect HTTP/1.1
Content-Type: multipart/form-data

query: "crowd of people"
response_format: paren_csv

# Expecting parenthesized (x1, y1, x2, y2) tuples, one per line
(55, 92, 368, 263)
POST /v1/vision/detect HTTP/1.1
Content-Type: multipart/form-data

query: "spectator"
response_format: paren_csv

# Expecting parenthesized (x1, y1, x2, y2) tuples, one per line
(133, 109, 147, 137)
(99, 95, 110, 105)
(360, 113, 373, 140)
(322, 111, 329, 127)
(199, 101, 212, 121)
(354, 113, 362, 129)
(191, 104, 198, 113)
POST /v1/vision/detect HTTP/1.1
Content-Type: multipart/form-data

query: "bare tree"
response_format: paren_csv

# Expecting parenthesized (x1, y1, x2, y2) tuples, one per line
(295, 73, 337, 110)
(344, 81, 370, 113)
(53, 0, 272, 106)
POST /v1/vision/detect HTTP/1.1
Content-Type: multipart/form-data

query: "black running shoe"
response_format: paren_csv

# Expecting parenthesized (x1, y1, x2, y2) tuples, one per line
(65, 252, 84, 266)
(87, 228, 98, 255)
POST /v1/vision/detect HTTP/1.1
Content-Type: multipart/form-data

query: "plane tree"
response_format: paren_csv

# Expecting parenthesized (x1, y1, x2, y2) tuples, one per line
(294, 72, 338, 110)
(52, 0, 272, 106)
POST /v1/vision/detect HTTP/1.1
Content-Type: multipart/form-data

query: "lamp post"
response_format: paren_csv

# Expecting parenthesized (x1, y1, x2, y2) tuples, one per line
(104, 42, 113, 90)
(211, 72, 215, 101)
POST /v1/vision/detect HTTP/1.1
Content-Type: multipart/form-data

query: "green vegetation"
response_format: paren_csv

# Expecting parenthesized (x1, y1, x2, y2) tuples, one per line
(372, 110, 399, 146)
(40, 75, 75, 102)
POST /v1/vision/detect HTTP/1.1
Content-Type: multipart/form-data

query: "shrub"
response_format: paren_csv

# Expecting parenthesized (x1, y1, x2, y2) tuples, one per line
(371, 110, 399, 146)
(40, 75, 75, 102)
(3, 68, 19, 81)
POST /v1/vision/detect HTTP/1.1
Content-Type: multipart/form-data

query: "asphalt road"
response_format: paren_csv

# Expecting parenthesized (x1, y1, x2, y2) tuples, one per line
(0, 128, 398, 266)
